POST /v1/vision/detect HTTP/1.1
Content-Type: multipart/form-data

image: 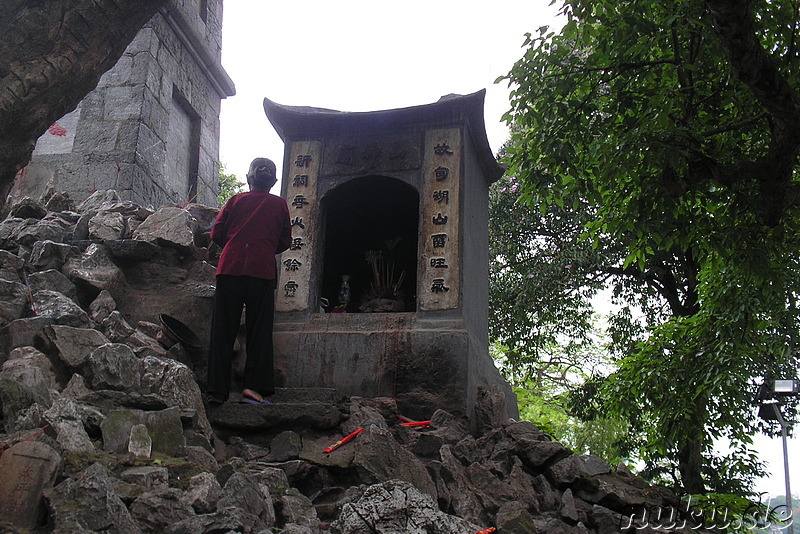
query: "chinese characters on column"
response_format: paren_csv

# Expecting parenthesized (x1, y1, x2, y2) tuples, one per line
(420, 129, 460, 310)
(429, 158, 451, 294)
(276, 141, 321, 312)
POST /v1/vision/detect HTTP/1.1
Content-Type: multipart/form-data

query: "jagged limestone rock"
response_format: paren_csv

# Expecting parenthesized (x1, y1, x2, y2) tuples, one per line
(77, 190, 121, 213)
(266, 430, 302, 462)
(46, 324, 110, 368)
(42, 189, 76, 213)
(32, 290, 93, 328)
(46, 462, 142, 533)
(352, 425, 437, 501)
(10, 197, 47, 219)
(548, 454, 612, 488)
(62, 243, 126, 295)
(217, 472, 276, 531)
(7, 346, 58, 389)
(0, 317, 54, 357)
(0, 249, 24, 281)
(129, 488, 195, 533)
(29, 240, 78, 271)
(105, 238, 160, 260)
(102, 310, 136, 342)
(330, 479, 482, 534)
(88, 289, 116, 322)
(1, 218, 65, 249)
(27, 268, 78, 300)
(141, 355, 212, 436)
(163, 507, 258, 534)
(132, 206, 198, 254)
(0, 278, 28, 327)
(0, 359, 52, 415)
(89, 211, 128, 241)
(280, 488, 321, 531)
(120, 466, 170, 492)
(185, 472, 223, 514)
(88, 343, 142, 391)
(54, 419, 96, 453)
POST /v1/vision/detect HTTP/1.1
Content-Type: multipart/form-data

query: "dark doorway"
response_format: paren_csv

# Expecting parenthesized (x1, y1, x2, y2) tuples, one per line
(320, 176, 419, 312)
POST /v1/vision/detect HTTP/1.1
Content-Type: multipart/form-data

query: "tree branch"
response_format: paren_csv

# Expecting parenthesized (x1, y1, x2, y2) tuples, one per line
(603, 259, 697, 317)
(700, 112, 768, 137)
(706, 0, 800, 226)
(545, 58, 679, 80)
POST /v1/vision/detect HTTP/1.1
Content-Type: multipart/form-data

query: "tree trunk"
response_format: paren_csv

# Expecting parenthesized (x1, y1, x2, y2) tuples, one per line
(677, 395, 707, 494)
(677, 435, 706, 494)
(0, 0, 167, 210)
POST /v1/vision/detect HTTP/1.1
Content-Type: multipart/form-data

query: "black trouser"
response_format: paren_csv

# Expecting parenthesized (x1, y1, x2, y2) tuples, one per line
(207, 275, 277, 400)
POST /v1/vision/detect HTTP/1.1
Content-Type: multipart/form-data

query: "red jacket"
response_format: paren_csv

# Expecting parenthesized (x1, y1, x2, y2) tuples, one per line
(211, 191, 292, 280)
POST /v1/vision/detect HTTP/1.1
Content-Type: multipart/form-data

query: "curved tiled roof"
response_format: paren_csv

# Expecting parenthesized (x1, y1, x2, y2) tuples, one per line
(263, 90, 504, 183)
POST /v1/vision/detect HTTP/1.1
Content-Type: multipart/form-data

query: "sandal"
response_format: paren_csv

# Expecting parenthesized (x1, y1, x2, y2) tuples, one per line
(241, 389, 272, 405)
(240, 397, 272, 405)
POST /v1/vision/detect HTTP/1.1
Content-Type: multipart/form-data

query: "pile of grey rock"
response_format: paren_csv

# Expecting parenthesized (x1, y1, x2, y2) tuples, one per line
(0, 190, 708, 533)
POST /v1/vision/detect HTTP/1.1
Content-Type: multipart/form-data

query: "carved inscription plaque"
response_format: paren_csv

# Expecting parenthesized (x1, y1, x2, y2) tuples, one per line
(419, 128, 460, 310)
(277, 141, 321, 312)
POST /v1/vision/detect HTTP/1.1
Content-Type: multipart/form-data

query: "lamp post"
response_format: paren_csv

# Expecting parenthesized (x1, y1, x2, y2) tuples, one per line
(757, 379, 799, 534)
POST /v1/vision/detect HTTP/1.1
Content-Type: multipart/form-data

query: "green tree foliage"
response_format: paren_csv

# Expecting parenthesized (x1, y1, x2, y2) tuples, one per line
(492, 339, 629, 466)
(498, 0, 800, 494)
(684, 493, 784, 534)
(217, 164, 244, 206)
(489, 174, 600, 363)
(489, 176, 633, 467)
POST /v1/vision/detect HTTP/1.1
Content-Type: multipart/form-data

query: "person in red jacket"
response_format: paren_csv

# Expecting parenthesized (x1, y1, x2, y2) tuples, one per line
(207, 157, 292, 405)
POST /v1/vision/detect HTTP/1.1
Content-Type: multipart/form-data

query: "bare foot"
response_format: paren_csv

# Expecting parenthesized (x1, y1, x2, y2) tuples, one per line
(242, 389, 264, 403)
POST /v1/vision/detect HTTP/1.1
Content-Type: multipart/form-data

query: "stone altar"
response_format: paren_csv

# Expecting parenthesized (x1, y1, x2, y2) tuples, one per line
(264, 91, 517, 425)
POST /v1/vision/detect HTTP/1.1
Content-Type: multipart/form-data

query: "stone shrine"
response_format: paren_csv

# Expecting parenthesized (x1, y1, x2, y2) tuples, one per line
(264, 91, 517, 425)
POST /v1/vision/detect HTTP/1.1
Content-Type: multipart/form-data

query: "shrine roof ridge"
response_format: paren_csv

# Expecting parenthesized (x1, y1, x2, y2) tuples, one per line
(263, 89, 505, 183)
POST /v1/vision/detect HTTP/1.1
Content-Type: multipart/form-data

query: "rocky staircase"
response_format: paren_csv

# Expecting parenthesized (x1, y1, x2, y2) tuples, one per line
(207, 387, 347, 434)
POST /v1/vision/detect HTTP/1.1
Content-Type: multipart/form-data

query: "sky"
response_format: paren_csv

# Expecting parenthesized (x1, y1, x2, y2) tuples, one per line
(218, 0, 559, 185)
(751, 431, 797, 502)
(216, 1, 797, 500)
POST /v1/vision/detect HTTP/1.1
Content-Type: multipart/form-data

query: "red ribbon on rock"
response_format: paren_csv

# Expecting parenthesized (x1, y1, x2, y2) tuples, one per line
(397, 415, 431, 429)
(322, 427, 364, 453)
(400, 420, 431, 428)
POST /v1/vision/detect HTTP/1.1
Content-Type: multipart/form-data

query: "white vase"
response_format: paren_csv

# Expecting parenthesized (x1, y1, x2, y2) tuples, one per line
(338, 275, 351, 306)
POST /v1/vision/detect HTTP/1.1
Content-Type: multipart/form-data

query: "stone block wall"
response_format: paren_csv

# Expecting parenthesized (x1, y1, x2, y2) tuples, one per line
(11, 0, 234, 209)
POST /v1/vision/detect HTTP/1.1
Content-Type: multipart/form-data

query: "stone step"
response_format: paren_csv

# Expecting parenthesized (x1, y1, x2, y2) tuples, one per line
(207, 389, 346, 431)
(208, 402, 343, 431)
(269, 387, 346, 405)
